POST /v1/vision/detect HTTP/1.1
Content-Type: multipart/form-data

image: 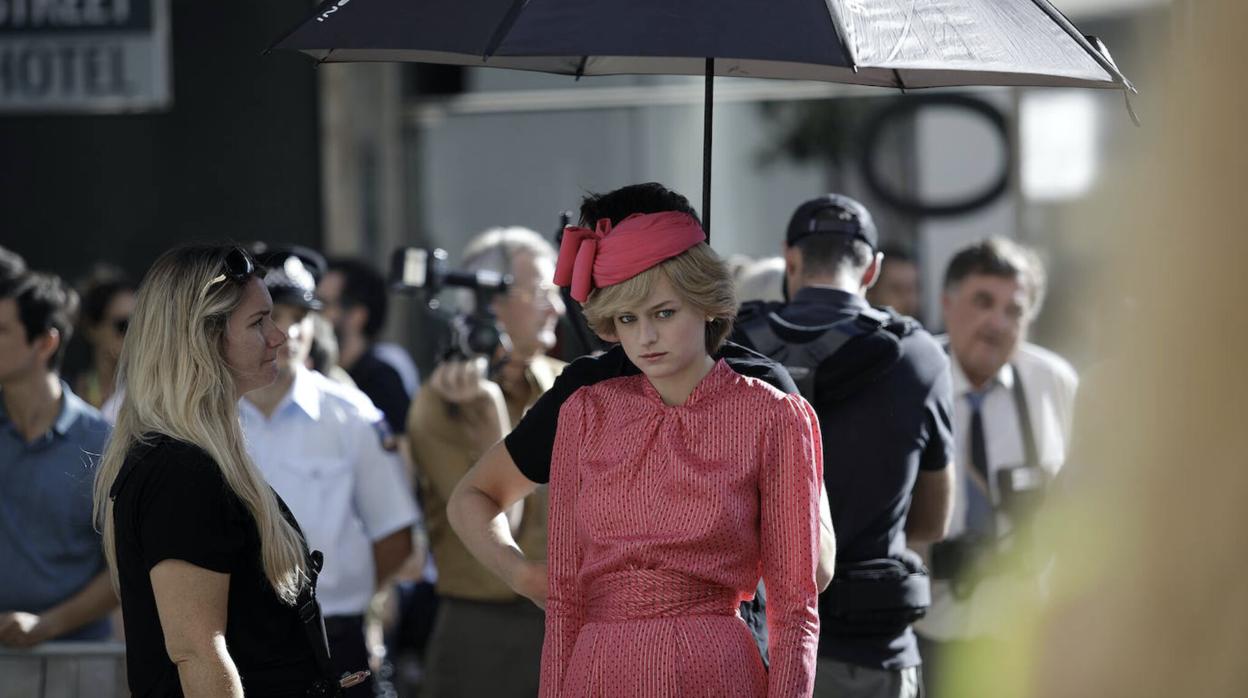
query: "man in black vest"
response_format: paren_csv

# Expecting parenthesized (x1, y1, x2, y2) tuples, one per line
(733, 194, 956, 698)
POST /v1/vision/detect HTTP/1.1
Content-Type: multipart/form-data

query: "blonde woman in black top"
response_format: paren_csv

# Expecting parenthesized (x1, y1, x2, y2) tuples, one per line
(93, 244, 328, 697)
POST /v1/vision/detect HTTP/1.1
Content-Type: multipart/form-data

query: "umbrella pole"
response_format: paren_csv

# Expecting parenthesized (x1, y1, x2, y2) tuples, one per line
(703, 57, 713, 241)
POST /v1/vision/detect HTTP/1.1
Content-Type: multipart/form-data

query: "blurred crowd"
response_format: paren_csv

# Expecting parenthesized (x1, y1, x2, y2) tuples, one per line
(0, 185, 1076, 698)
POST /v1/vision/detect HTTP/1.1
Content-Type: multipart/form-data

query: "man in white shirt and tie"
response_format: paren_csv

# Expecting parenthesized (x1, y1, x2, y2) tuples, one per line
(240, 248, 419, 696)
(915, 237, 1078, 697)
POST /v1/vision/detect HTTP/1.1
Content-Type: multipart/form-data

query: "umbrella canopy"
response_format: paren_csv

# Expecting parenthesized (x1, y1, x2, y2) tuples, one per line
(273, 0, 1133, 233)
(276, 0, 1131, 90)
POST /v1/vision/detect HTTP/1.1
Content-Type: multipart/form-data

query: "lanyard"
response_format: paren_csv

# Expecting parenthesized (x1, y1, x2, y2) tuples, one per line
(1009, 364, 1040, 470)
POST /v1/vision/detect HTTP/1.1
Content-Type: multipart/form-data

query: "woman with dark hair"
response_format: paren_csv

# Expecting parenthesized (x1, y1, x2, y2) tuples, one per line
(74, 267, 136, 409)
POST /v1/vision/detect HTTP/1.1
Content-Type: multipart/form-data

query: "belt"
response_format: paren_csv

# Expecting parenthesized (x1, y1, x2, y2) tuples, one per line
(584, 569, 739, 623)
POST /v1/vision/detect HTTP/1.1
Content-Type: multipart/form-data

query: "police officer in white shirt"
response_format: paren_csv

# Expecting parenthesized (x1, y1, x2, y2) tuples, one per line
(240, 249, 419, 696)
(915, 238, 1078, 697)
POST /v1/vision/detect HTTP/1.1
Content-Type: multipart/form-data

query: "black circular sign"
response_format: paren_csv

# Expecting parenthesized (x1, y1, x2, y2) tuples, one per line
(859, 94, 1011, 217)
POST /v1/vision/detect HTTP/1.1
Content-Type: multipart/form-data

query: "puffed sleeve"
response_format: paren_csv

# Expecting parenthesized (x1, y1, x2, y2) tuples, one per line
(538, 390, 588, 698)
(759, 393, 822, 697)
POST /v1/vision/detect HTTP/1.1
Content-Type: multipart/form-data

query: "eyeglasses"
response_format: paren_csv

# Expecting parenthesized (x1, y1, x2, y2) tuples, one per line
(203, 247, 257, 294)
(114, 318, 129, 335)
(508, 282, 561, 306)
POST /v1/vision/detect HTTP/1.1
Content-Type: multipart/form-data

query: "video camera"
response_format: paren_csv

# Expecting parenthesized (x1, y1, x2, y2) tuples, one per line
(929, 464, 1052, 599)
(390, 247, 513, 359)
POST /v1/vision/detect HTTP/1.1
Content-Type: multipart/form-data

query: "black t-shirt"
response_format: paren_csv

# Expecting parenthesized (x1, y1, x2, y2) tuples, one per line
(347, 347, 410, 436)
(504, 340, 798, 484)
(734, 287, 954, 671)
(110, 436, 320, 697)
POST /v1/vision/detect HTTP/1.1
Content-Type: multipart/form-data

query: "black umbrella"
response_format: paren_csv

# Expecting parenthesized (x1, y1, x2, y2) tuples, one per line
(273, 0, 1133, 235)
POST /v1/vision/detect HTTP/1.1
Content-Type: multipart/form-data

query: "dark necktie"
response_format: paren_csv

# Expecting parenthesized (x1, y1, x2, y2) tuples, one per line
(964, 390, 996, 537)
(967, 391, 990, 482)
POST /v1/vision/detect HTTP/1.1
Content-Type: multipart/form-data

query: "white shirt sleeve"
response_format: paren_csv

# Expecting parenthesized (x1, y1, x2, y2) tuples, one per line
(347, 406, 420, 542)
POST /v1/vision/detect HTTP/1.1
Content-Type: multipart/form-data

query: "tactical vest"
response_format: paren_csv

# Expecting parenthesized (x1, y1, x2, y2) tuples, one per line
(735, 300, 917, 405)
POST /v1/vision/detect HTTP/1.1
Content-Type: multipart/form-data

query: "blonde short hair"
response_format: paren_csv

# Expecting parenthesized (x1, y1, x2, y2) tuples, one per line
(581, 242, 737, 353)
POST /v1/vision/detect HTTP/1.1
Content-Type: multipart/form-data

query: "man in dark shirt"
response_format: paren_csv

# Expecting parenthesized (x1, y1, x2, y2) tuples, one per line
(734, 194, 955, 698)
(317, 258, 411, 436)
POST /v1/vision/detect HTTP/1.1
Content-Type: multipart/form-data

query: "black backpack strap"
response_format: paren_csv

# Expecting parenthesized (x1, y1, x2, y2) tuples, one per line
(736, 301, 789, 357)
(737, 304, 906, 404)
(764, 311, 878, 400)
(297, 552, 334, 676)
(299, 550, 360, 697)
(765, 308, 883, 337)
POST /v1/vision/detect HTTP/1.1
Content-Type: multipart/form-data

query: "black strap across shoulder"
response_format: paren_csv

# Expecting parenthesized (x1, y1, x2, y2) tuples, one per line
(935, 347, 1040, 471)
(299, 550, 345, 697)
(1010, 365, 1040, 470)
(736, 302, 913, 404)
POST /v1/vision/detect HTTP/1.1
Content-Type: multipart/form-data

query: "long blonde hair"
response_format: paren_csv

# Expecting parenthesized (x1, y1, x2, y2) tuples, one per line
(92, 244, 307, 604)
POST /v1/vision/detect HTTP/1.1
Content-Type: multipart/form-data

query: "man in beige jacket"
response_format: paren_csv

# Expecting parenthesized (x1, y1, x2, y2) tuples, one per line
(407, 227, 566, 698)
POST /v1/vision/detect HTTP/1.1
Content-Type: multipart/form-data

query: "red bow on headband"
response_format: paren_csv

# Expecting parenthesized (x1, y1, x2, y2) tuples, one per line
(553, 211, 706, 303)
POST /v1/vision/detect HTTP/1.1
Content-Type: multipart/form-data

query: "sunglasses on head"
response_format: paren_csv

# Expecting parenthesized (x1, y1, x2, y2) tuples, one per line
(203, 247, 258, 294)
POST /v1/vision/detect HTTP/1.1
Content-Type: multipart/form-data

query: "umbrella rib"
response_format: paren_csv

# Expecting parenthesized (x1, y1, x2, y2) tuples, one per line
(267, 3, 326, 54)
(483, 0, 530, 61)
(1026, 0, 1135, 91)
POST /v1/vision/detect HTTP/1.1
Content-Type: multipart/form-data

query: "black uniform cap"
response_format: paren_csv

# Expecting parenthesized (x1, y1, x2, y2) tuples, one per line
(786, 194, 879, 250)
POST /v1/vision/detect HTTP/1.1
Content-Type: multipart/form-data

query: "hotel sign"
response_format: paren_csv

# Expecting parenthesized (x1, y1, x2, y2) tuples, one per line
(0, 0, 171, 113)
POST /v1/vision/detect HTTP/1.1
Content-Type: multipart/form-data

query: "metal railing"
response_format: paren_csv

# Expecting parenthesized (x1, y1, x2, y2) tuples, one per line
(0, 643, 126, 698)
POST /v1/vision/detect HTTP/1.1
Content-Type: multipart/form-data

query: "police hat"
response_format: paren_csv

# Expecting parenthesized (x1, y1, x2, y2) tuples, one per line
(785, 194, 879, 251)
(249, 244, 326, 311)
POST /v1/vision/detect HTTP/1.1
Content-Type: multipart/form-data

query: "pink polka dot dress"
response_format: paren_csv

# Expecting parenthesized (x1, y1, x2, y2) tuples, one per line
(540, 359, 823, 697)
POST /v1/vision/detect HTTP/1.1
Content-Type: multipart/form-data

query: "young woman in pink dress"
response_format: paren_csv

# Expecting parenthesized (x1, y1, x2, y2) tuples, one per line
(539, 184, 824, 697)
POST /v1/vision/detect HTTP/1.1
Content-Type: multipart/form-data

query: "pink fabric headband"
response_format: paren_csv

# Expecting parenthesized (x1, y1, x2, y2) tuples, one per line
(553, 211, 706, 303)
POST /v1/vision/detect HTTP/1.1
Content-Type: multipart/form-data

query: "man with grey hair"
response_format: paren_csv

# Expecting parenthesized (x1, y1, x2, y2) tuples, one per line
(406, 226, 566, 698)
(915, 237, 1078, 697)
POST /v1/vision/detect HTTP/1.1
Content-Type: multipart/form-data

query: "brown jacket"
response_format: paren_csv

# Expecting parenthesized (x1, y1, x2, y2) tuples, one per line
(407, 355, 564, 601)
